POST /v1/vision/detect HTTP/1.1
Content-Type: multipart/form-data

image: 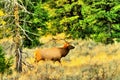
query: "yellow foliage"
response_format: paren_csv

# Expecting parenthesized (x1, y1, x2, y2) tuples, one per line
(54, 33, 66, 39)
(1, 20, 6, 25)
(0, 10, 6, 26)
(43, 3, 56, 17)
(0, 10, 4, 16)
(0, 36, 13, 43)
(40, 33, 67, 43)
(46, 22, 52, 29)
(68, 55, 90, 67)
(40, 34, 53, 43)
(62, 51, 120, 67)
(26, 57, 35, 64)
(91, 52, 108, 64)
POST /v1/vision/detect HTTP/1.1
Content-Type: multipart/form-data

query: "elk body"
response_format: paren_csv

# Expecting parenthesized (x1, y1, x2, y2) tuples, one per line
(34, 43, 75, 62)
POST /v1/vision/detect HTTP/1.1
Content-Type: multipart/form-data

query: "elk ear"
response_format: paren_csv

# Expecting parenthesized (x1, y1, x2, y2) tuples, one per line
(63, 43, 69, 48)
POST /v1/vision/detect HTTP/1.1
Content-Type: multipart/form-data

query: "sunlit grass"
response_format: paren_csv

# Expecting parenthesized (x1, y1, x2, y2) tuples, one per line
(1, 38, 120, 80)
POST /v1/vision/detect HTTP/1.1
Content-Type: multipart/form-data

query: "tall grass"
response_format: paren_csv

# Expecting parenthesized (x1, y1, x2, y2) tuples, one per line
(1, 39, 120, 80)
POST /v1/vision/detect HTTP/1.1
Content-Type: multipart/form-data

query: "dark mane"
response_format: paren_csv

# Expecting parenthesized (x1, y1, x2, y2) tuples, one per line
(59, 48, 70, 57)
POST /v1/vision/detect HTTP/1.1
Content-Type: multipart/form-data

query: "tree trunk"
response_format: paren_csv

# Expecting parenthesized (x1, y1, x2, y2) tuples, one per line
(106, 21, 113, 44)
(14, 1, 22, 72)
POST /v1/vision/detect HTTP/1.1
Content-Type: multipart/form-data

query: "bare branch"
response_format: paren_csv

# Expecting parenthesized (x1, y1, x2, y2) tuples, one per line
(17, 48, 21, 69)
(21, 18, 40, 37)
(17, 0, 33, 14)
(20, 20, 33, 24)
(16, 23, 33, 41)
(22, 61, 34, 70)
(24, 29, 40, 37)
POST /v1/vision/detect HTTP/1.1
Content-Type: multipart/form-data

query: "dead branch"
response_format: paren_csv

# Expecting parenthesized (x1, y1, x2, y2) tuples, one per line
(22, 61, 34, 70)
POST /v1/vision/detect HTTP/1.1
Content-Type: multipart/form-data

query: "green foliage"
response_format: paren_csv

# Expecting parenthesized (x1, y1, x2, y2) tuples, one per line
(42, 0, 120, 44)
(19, 0, 49, 48)
(0, 45, 13, 74)
(81, 0, 120, 43)
(1, 0, 120, 45)
(42, 0, 84, 38)
(0, 9, 12, 39)
(0, 0, 48, 48)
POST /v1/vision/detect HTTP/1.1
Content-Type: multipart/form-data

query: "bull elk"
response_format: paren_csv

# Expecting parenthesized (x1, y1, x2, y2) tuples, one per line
(34, 42, 75, 62)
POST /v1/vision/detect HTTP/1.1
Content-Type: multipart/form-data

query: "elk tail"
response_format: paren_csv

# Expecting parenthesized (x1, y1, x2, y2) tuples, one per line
(34, 49, 42, 63)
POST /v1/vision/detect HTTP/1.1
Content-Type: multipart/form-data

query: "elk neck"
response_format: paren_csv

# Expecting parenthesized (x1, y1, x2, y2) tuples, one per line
(60, 47, 70, 57)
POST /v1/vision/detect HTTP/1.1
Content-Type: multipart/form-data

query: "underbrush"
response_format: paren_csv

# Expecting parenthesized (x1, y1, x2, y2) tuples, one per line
(1, 39, 120, 80)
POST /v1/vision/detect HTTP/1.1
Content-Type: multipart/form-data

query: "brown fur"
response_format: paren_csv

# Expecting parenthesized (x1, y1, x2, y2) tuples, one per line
(34, 43, 75, 62)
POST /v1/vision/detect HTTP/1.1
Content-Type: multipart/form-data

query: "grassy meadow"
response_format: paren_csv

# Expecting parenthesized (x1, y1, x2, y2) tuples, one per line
(0, 35, 120, 80)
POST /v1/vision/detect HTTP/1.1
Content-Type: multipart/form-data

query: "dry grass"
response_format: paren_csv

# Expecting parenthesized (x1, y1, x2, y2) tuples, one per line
(1, 37, 120, 80)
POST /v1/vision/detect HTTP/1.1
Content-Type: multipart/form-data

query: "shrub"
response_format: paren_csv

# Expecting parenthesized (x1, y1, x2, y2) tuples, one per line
(0, 45, 13, 75)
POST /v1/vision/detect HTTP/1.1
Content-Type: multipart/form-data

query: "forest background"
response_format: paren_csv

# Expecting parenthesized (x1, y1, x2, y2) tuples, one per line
(0, 0, 120, 80)
(0, 0, 120, 45)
